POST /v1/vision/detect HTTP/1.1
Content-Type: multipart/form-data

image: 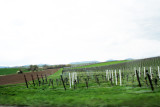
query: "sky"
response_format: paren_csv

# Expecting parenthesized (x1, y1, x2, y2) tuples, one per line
(0, 0, 160, 66)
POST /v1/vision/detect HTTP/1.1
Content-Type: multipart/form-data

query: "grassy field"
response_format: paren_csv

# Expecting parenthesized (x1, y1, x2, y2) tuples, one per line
(0, 68, 160, 107)
(69, 60, 130, 69)
(1, 84, 160, 107)
(0, 68, 30, 75)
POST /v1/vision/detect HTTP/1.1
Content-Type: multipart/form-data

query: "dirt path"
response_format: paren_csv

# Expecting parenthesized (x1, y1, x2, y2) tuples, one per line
(0, 69, 58, 85)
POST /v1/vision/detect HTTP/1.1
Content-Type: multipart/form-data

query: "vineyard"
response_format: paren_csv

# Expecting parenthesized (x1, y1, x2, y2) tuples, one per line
(0, 57, 160, 107)
(61, 56, 160, 91)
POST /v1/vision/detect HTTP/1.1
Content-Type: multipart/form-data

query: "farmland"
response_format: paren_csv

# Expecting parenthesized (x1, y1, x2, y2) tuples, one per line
(0, 68, 30, 75)
(0, 69, 58, 85)
(0, 57, 160, 107)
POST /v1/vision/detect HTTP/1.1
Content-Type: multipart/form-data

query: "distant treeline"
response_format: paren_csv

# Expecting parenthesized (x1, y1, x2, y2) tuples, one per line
(42, 64, 71, 69)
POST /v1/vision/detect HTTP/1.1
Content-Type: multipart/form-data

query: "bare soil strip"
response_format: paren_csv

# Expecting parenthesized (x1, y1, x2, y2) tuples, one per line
(0, 69, 58, 85)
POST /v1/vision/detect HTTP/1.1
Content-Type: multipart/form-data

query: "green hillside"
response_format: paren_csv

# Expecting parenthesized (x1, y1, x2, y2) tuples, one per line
(70, 60, 130, 69)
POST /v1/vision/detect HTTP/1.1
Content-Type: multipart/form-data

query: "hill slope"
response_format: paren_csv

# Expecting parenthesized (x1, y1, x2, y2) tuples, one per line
(69, 60, 130, 69)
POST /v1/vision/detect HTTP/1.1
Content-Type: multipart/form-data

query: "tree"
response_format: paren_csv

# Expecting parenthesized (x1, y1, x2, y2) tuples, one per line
(29, 65, 38, 72)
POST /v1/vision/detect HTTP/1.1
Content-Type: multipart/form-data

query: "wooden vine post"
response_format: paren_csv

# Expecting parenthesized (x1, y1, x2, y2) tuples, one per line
(146, 70, 154, 91)
(45, 74, 48, 83)
(60, 75, 66, 91)
(136, 70, 141, 87)
(51, 79, 54, 89)
(24, 75, 28, 88)
(31, 74, 35, 86)
(41, 74, 44, 85)
(37, 74, 40, 86)
(85, 79, 88, 89)
(74, 80, 76, 90)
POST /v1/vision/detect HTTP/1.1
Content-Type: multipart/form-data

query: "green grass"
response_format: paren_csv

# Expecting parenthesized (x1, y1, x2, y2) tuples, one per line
(0, 68, 30, 75)
(0, 69, 160, 107)
(70, 60, 130, 69)
(48, 68, 63, 79)
(0, 83, 160, 107)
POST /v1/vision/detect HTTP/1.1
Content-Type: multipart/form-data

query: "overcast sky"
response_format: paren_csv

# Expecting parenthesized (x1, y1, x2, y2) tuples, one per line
(0, 0, 160, 66)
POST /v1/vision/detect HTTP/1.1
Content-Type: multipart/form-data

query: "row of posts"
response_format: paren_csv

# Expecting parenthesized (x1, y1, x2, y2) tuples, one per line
(67, 68, 158, 91)
(24, 74, 49, 88)
(23, 67, 158, 91)
(134, 66, 160, 79)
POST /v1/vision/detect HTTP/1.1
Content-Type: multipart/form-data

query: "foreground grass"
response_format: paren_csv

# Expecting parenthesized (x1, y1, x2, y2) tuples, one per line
(0, 84, 160, 107)
(0, 68, 30, 75)
(0, 69, 160, 107)
(70, 60, 130, 69)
